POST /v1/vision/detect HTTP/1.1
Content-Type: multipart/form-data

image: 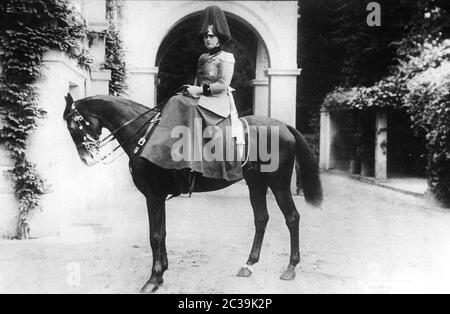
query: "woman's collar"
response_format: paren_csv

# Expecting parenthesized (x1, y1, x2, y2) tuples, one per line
(207, 46, 222, 55)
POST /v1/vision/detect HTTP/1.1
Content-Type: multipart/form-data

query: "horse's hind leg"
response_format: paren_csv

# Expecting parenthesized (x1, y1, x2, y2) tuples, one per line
(237, 175, 269, 277)
(271, 188, 300, 280)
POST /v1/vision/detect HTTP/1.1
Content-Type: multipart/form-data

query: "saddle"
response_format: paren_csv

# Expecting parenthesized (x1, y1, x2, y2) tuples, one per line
(132, 111, 199, 199)
(134, 96, 250, 199)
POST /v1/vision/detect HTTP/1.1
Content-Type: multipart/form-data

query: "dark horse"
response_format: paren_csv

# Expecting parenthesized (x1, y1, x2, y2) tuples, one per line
(63, 93, 323, 293)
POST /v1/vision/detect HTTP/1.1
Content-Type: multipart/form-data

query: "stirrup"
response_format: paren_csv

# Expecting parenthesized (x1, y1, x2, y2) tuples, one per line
(188, 170, 196, 197)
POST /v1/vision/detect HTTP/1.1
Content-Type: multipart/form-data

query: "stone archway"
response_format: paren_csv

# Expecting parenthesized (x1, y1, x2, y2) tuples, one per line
(120, 0, 300, 127)
(153, 10, 269, 116)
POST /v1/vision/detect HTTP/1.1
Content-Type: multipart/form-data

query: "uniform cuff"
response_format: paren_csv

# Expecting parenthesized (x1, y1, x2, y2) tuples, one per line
(203, 84, 213, 96)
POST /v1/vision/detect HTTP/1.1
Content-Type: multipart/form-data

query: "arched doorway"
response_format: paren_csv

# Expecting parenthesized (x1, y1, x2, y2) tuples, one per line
(121, 0, 300, 129)
(155, 11, 269, 116)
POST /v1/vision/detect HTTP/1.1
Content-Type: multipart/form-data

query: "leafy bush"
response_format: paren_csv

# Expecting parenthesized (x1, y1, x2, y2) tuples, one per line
(322, 86, 363, 111)
(323, 76, 408, 112)
(323, 38, 450, 207)
(405, 52, 450, 206)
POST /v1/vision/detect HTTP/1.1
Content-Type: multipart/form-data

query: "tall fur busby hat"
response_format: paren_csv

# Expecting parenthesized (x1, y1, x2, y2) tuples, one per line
(199, 5, 232, 44)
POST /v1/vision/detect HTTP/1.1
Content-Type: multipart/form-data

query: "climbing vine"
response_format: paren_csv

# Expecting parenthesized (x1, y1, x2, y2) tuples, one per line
(104, 0, 127, 96)
(0, 0, 91, 239)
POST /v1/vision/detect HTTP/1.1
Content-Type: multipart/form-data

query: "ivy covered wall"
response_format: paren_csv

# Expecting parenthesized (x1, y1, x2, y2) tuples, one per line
(0, 0, 91, 239)
(104, 0, 127, 96)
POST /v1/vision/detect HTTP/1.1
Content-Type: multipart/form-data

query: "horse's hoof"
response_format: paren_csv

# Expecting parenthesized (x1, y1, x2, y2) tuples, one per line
(140, 281, 162, 294)
(237, 266, 253, 277)
(280, 269, 296, 281)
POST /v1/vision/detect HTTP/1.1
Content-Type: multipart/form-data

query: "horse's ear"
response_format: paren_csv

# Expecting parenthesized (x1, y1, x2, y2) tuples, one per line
(64, 93, 74, 119)
(65, 93, 74, 106)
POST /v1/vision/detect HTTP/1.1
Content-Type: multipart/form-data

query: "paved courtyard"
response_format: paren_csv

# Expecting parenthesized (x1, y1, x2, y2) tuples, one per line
(0, 172, 449, 294)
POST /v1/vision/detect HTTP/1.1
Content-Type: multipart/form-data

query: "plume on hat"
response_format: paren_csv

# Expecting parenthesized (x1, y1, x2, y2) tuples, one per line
(199, 5, 232, 44)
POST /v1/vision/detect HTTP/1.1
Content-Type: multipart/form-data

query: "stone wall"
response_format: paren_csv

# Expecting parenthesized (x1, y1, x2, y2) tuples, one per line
(0, 0, 136, 238)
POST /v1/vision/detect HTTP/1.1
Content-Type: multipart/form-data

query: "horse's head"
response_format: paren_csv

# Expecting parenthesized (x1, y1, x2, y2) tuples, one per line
(63, 93, 103, 166)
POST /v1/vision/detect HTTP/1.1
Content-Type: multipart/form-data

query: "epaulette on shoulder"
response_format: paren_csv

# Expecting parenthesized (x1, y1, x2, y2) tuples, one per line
(219, 51, 235, 63)
(198, 53, 209, 60)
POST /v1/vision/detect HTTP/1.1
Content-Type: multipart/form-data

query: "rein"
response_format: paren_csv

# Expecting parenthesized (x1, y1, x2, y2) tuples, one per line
(64, 101, 164, 165)
(100, 110, 161, 164)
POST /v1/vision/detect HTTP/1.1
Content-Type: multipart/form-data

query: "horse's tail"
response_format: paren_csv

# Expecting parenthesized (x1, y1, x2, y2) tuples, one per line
(286, 125, 323, 207)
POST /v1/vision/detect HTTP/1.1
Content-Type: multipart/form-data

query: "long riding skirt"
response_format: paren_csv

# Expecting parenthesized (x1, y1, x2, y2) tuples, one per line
(139, 94, 243, 181)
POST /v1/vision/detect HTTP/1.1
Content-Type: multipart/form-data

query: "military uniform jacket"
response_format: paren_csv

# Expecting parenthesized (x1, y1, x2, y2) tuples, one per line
(195, 51, 235, 118)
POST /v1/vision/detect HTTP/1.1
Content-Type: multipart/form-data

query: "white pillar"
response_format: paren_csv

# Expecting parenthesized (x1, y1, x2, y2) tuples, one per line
(90, 70, 112, 96)
(266, 68, 301, 193)
(27, 52, 90, 237)
(319, 110, 331, 170)
(266, 68, 301, 127)
(252, 39, 270, 116)
(127, 67, 159, 107)
(251, 79, 269, 116)
(375, 111, 388, 180)
(22, 51, 130, 238)
(319, 109, 338, 171)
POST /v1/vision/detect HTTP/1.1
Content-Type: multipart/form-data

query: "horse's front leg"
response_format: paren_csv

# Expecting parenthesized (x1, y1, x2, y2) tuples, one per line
(141, 193, 168, 294)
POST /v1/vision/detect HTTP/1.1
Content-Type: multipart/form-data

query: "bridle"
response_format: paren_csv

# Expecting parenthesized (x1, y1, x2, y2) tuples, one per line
(64, 103, 162, 165)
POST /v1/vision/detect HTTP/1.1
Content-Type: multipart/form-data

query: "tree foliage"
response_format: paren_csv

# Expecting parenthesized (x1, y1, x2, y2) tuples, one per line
(318, 1, 450, 207)
(404, 40, 450, 206)
(297, 0, 450, 132)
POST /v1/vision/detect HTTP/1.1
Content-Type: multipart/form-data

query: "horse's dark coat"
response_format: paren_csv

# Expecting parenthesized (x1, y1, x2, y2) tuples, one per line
(64, 94, 323, 293)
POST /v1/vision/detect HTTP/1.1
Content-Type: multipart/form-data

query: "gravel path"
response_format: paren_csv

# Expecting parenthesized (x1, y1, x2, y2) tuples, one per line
(1, 173, 449, 294)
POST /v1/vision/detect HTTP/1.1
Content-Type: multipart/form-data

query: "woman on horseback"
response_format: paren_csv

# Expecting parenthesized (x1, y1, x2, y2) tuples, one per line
(64, 6, 322, 291)
(141, 5, 244, 181)
(185, 6, 238, 119)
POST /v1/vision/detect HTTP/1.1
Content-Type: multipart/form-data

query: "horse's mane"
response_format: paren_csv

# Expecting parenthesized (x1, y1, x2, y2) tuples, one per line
(73, 95, 153, 118)
(77, 95, 149, 110)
